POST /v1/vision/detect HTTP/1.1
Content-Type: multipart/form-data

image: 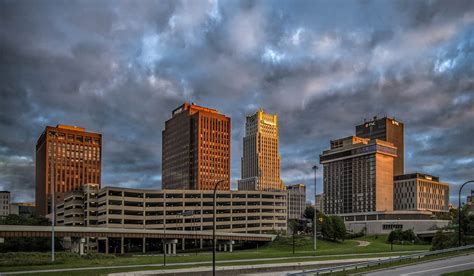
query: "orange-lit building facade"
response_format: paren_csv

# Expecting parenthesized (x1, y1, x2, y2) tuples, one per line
(356, 116, 404, 176)
(238, 110, 285, 191)
(162, 103, 231, 190)
(35, 125, 102, 216)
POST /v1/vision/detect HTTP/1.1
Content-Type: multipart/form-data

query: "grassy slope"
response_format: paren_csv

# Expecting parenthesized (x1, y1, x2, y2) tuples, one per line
(0, 235, 430, 274)
(443, 268, 474, 276)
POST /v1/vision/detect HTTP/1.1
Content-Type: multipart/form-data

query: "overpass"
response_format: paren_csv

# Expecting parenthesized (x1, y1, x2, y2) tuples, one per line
(0, 225, 276, 254)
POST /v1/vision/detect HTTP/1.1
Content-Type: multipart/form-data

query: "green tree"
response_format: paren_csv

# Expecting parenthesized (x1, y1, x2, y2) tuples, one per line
(431, 230, 456, 250)
(387, 229, 402, 243)
(401, 229, 418, 243)
(304, 206, 315, 221)
(0, 214, 58, 252)
(332, 216, 346, 241)
(320, 215, 345, 242)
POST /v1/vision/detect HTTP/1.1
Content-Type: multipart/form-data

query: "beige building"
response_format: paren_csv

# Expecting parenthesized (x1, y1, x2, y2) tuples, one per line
(320, 136, 397, 214)
(10, 202, 35, 217)
(57, 186, 287, 235)
(56, 183, 100, 227)
(315, 194, 324, 213)
(341, 210, 449, 235)
(0, 191, 10, 216)
(394, 173, 449, 213)
(287, 184, 306, 220)
(238, 110, 285, 191)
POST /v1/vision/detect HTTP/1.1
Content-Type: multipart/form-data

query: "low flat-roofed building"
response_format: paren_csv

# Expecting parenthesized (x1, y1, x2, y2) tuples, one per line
(394, 173, 449, 213)
(57, 186, 287, 235)
(340, 210, 449, 235)
(10, 202, 35, 217)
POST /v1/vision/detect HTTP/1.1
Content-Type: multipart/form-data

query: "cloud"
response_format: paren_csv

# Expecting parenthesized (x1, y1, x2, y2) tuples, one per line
(0, 0, 473, 205)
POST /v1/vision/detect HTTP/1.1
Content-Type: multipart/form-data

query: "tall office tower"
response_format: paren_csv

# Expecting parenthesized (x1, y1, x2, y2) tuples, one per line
(162, 102, 231, 190)
(320, 136, 397, 214)
(287, 184, 306, 220)
(238, 110, 285, 191)
(35, 125, 102, 216)
(356, 116, 404, 176)
(394, 173, 449, 213)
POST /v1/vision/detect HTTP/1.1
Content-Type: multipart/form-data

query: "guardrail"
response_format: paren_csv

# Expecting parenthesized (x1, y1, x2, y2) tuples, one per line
(288, 244, 474, 275)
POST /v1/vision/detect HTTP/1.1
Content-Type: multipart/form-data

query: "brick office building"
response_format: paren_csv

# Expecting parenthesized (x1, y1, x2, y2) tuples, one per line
(35, 124, 102, 216)
(162, 103, 231, 190)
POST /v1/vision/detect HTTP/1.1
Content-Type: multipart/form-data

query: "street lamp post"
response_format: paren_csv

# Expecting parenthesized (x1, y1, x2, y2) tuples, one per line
(213, 179, 224, 276)
(312, 165, 318, 252)
(50, 133, 56, 263)
(163, 192, 167, 267)
(458, 180, 474, 246)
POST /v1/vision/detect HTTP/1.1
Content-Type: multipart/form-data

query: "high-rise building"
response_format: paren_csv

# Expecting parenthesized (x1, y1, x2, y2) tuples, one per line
(35, 124, 102, 216)
(356, 116, 404, 176)
(394, 173, 449, 213)
(162, 103, 231, 190)
(320, 136, 397, 214)
(0, 191, 10, 216)
(238, 110, 285, 191)
(287, 184, 306, 220)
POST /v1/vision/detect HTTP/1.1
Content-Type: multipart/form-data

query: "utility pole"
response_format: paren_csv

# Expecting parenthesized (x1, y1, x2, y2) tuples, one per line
(312, 165, 318, 252)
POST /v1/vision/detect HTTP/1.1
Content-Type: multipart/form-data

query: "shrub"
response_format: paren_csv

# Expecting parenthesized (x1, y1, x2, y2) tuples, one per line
(346, 227, 366, 239)
(431, 230, 457, 250)
(387, 229, 420, 244)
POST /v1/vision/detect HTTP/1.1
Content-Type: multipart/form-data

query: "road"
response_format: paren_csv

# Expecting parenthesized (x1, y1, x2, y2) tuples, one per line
(363, 254, 474, 276)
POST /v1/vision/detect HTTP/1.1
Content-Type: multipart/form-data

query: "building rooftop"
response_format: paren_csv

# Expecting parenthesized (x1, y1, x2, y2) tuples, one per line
(394, 173, 440, 182)
(172, 102, 221, 116)
(56, 124, 86, 132)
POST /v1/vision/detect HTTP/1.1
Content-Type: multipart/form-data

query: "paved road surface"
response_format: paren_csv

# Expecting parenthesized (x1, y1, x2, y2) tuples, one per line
(364, 254, 474, 276)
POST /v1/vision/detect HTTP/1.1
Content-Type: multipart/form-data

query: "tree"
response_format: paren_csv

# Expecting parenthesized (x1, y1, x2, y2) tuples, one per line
(0, 214, 49, 226)
(287, 219, 303, 254)
(304, 206, 315, 221)
(387, 229, 402, 243)
(0, 214, 59, 252)
(431, 230, 456, 250)
(332, 216, 346, 241)
(320, 215, 345, 242)
(401, 229, 418, 243)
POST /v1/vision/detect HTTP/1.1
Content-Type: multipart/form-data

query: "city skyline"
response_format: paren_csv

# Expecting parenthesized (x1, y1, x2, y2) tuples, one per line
(1, 1, 473, 204)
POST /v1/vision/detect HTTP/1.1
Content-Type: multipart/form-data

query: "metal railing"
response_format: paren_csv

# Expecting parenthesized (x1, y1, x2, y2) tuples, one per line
(288, 244, 474, 275)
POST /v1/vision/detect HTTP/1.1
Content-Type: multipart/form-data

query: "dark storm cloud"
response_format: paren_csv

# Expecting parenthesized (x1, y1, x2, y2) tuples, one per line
(0, 0, 473, 203)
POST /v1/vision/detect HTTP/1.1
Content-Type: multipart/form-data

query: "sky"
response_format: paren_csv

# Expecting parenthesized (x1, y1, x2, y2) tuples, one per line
(0, 0, 473, 204)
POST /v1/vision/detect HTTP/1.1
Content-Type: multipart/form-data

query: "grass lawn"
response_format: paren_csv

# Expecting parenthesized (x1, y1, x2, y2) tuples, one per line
(443, 268, 474, 276)
(0, 235, 431, 274)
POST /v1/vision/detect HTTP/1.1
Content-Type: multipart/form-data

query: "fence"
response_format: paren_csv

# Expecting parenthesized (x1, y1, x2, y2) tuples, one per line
(288, 244, 474, 275)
